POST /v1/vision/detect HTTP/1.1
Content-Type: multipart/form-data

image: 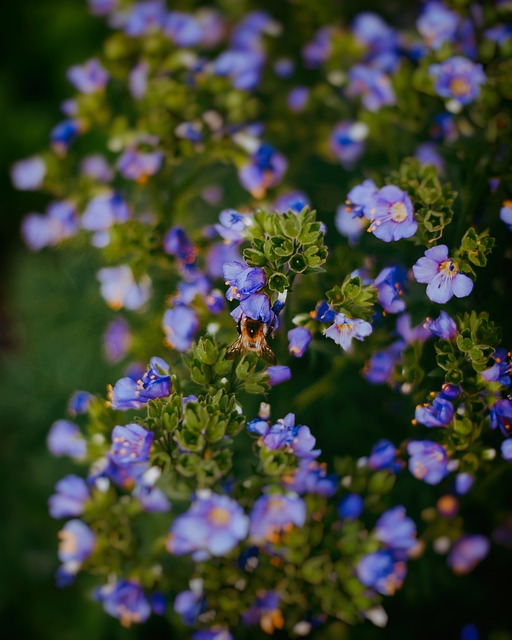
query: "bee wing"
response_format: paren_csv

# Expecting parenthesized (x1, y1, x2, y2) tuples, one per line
(258, 338, 277, 365)
(225, 336, 246, 360)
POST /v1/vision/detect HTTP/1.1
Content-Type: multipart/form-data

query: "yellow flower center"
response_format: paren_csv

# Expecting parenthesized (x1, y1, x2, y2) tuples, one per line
(390, 201, 407, 222)
(336, 319, 354, 333)
(439, 259, 458, 278)
(450, 78, 470, 97)
(209, 506, 231, 526)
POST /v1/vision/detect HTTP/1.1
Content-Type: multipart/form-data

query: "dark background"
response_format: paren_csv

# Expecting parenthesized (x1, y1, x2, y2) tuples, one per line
(1, 1, 511, 639)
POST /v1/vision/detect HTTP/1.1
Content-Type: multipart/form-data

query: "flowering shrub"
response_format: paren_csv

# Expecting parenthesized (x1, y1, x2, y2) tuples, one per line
(12, 0, 512, 637)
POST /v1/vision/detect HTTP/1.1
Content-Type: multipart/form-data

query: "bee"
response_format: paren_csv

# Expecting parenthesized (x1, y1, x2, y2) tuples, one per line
(225, 316, 276, 365)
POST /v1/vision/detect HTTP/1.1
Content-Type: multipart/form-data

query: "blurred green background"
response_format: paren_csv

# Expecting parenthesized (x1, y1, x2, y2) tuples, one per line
(1, 1, 512, 639)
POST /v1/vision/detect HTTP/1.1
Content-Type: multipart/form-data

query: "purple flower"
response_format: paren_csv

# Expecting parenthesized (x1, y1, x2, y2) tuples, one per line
(117, 148, 163, 182)
(352, 12, 398, 71)
(88, 0, 118, 16)
(266, 365, 291, 387)
(258, 413, 320, 459)
(374, 266, 407, 314)
(500, 200, 512, 230)
(163, 305, 199, 351)
(335, 179, 377, 242)
(447, 534, 490, 574)
(96, 580, 151, 627)
(375, 506, 417, 551)
(287, 86, 309, 112)
(357, 550, 406, 595)
(415, 394, 454, 427)
(324, 313, 373, 351)
(455, 472, 474, 494)
(249, 493, 306, 544)
(47, 420, 86, 460)
(67, 58, 108, 94)
(273, 191, 311, 215)
(501, 439, 512, 461)
(368, 185, 417, 242)
(368, 439, 403, 472)
(288, 327, 313, 358)
(166, 492, 249, 560)
(310, 300, 336, 323)
(192, 629, 233, 640)
(129, 61, 149, 99)
(57, 519, 95, 584)
(302, 26, 333, 68)
(417, 2, 459, 50)
(81, 192, 130, 232)
(165, 12, 202, 47)
(174, 589, 206, 626)
(330, 121, 368, 168)
(110, 423, 153, 466)
(109, 358, 171, 409)
(214, 49, 265, 91)
(415, 142, 445, 174)
(48, 475, 89, 519)
(103, 317, 131, 363)
(108, 377, 144, 410)
(396, 313, 431, 343)
(122, 1, 166, 36)
(223, 261, 265, 301)
(338, 493, 364, 519)
(284, 460, 338, 497)
(232, 293, 273, 325)
(238, 143, 287, 199)
(490, 398, 512, 437)
(97, 265, 151, 310)
(80, 154, 113, 182)
(425, 311, 458, 339)
(214, 209, 249, 244)
(363, 341, 404, 385)
(163, 227, 197, 265)
(50, 119, 83, 155)
(481, 348, 511, 386)
(68, 390, 94, 415)
(22, 200, 78, 251)
(347, 65, 396, 112)
(407, 440, 449, 485)
(429, 56, 486, 106)
(485, 25, 512, 45)
(11, 156, 46, 190)
(412, 245, 473, 304)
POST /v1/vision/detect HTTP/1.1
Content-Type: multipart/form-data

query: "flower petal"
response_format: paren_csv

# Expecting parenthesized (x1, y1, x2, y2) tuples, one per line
(452, 273, 473, 298)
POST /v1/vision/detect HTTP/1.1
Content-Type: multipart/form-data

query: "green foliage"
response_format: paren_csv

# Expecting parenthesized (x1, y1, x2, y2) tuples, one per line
(326, 275, 378, 322)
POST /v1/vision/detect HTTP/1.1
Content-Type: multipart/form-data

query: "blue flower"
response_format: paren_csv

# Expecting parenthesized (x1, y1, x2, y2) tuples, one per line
(57, 519, 96, 586)
(357, 550, 406, 595)
(214, 49, 265, 91)
(500, 200, 512, 230)
(266, 365, 291, 387)
(67, 58, 109, 94)
(490, 398, 512, 437)
(302, 27, 333, 68)
(352, 13, 399, 71)
(223, 261, 266, 301)
(122, 1, 166, 36)
(96, 580, 152, 627)
(415, 142, 445, 174)
(375, 506, 417, 551)
(174, 589, 206, 626)
(338, 493, 364, 519)
(167, 492, 249, 560)
(287, 86, 309, 112)
(238, 143, 287, 199)
(455, 472, 474, 494)
(80, 154, 113, 182)
(407, 440, 449, 485)
(288, 327, 313, 358)
(481, 348, 511, 386)
(103, 317, 131, 363)
(347, 65, 396, 112)
(11, 156, 46, 191)
(129, 61, 149, 99)
(258, 413, 320, 459)
(412, 245, 473, 304)
(50, 119, 83, 155)
(368, 439, 403, 472)
(21, 200, 78, 251)
(110, 423, 153, 466)
(374, 266, 407, 314)
(214, 209, 249, 244)
(163, 305, 199, 351)
(165, 12, 202, 46)
(429, 56, 486, 106)
(49, 475, 89, 519)
(330, 121, 368, 168)
(97, 265, 151, 310)
(425, 311, 458, 339)
(501, 439, 512, 461)
(81, 191, 130, 233)
(310, 300, 336, 323)
(284, 460, 338, 497)
(47, 420, 86, 459)
(335, 179, 377, 242)
(415, 393, 454, 427)
(117, 148, 163, 183)
(447, 534, 490, 575)
(192, 629, 233, 640)
(273, 191, 311, 215)
(249, 493, 306, 544)
(324, 313, 373, 351)
(417, 2, 459, 50)
(363, 341, 404, 385)
(368, 185, 417, 242)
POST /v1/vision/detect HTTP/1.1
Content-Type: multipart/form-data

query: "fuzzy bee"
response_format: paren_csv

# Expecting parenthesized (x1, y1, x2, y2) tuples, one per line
(225, 316, 276, 364)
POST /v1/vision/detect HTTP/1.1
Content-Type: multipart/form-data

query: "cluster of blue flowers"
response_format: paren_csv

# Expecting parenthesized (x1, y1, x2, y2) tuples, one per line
(11, 0, 512, 636)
